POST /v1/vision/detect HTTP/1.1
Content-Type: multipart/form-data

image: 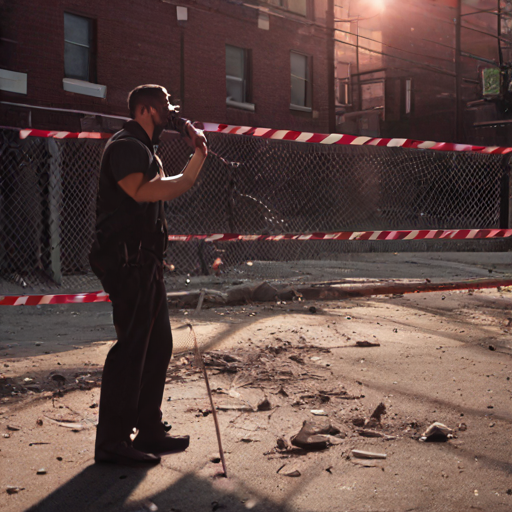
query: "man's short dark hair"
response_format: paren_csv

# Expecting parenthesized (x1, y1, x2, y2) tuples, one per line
(128, 84, 168, 118)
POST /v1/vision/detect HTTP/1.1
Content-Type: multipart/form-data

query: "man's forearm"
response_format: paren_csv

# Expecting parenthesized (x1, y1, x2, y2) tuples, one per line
(120, 148, 207, 203)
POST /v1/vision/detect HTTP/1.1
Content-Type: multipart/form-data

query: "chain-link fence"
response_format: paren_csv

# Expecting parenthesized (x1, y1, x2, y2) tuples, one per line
(1, 127, 511, 294)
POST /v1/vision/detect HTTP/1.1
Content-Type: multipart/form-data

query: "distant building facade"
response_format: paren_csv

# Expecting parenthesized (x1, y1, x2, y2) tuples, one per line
(334, 0, 512, 146)
(0, 0, 335, 133)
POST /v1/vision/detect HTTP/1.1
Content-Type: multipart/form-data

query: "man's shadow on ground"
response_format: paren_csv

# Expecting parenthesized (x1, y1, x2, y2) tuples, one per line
(27, 462, 294, 512)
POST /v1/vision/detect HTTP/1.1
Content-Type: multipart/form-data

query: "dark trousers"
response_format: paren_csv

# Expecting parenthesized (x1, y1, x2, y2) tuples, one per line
(92, 248, 173, 450)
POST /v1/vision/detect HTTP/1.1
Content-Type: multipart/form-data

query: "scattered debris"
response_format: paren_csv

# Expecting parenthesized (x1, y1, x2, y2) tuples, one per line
(351, 449, 387, 460)
(257, 398, 272, 411)
(276, 437, 291, 451)
(36, 418, 43, 426)
(358, 429, 386, 438)
(355, 341, 380, 347)
(370, 402, 387, 424)
(6, 486, 24, 494)
(311, 410, 328, 416)
(352, 418, 366, 427)
(36, 468, 47, 475)
(217, 405, 254, 412)
(50, 374, 66, 385)
(7, 425, 21, 431)
(291, 420, 341, 451)
(277, 464, 301, 477)
(420, 422, 454, 442)
(489, 345, 496, 351)
(350, 458, 380, 468)
(143, 499, 158, 512)
(276, 387, 289, 397)
(309, 306, 317, 314)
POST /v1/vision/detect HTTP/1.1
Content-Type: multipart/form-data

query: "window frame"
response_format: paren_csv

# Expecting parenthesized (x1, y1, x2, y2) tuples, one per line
(290, 50, 312, 112)
(225, 44, 254, 111)
(268, 0, 312, 18)
(64, 12, 95, 83)
(335, 61, 351, 107)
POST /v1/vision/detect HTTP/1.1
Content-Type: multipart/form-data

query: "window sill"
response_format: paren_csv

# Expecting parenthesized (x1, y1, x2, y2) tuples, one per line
(63, 78, 107, 99)
(226, 99, 255, 112)
(290, 104, 312, 113)
(0, 69, 27, 94)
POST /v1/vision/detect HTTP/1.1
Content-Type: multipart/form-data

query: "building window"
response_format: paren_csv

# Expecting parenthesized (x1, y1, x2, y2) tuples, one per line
(268, 0, 308, 17)
(361, 80, 385, 111)
(64, 13, 93, 82)
(290, 51, 311, 110)
(405, 78, 412, 114)
(226, 45, 253, 110)
(335, 62, 351, 106)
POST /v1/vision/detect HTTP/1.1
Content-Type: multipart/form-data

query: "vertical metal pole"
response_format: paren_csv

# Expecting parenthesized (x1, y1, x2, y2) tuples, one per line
(327, 0, 336, 133)
(455, 0, 462, 142)
(47, 138, 62, 285)
(502, 155, 512, 229)
(180, 31, 185, 109)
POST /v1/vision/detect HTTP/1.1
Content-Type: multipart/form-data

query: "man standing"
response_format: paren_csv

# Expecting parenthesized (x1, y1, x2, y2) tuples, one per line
(90, 84, 207, 465)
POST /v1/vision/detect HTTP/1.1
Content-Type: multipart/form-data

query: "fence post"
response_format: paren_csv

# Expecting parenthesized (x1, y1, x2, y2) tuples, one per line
(47, 138, 62, 285)
(507, 155, 512, 232)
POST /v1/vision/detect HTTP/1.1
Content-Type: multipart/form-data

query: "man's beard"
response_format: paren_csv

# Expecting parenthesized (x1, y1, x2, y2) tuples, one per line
(152, 120, 167, 144)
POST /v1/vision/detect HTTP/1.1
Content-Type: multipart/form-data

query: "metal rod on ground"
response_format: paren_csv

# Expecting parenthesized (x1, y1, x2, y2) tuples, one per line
(187, 323, 228, 477)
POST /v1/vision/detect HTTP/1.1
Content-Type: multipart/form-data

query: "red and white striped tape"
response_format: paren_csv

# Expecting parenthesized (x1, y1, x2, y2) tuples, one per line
(168, 228, 512, 243)
(202, 123, 512, 155)
(17, 125, 512, 155)
(2, 228, 511, 306)
(19, 129, 111, 140)
(0, 291, 109, 307)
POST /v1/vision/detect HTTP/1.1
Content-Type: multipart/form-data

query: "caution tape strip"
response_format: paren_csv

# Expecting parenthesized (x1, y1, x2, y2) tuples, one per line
(0, 291, 109, 306)
(168, 228, 512, 243)
(16, 125, 512, 155)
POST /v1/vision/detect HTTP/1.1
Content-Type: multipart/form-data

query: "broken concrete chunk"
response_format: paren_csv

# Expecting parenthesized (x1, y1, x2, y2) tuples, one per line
(291, 420, 340, 451)
(351, 449, 387, 460)
(420, 422, 454, 442)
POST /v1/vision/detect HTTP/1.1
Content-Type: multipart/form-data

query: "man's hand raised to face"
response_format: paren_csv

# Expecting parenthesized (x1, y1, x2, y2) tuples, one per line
(186, 122, 207, 153)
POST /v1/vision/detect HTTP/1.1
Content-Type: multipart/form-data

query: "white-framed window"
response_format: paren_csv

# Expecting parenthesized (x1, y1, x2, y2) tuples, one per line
(290, 51, 311, 110)
(226, 45, 254, 110)
(64, 13, 93, 82)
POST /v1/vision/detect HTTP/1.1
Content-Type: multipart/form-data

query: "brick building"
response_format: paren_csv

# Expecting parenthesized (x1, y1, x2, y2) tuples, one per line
(334, 0, 512, 146)
(0, 0, 335, 133)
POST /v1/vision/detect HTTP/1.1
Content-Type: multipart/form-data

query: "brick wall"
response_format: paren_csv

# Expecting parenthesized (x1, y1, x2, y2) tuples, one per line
(1, 0, 332, 133)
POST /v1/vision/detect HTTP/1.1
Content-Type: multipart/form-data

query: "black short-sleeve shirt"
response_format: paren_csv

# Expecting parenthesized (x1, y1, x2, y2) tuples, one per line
(95, 121, 164, 244)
